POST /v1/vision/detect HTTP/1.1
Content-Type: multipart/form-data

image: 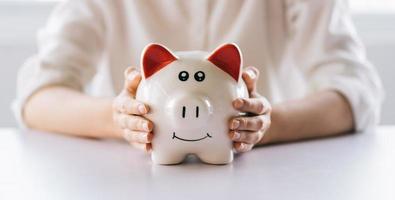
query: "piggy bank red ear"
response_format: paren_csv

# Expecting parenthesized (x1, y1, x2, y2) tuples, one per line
(141, 43, 177, 79)
(207, 43, 242, 81)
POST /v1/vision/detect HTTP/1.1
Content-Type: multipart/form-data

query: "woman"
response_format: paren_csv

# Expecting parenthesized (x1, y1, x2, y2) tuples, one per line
(14, 0, 383, 153)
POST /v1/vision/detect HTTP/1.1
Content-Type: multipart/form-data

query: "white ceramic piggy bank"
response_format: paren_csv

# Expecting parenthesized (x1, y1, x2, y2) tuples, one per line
(136, 43, 248, 164)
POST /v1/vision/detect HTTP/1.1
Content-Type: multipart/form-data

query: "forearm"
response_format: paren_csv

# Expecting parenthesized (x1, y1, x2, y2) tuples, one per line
(262, 90, 354, 144)
(24, 86, 122, 139)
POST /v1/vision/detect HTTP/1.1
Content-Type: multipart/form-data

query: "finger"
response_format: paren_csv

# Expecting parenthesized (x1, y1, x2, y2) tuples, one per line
(229, 130, 262, 144)
(116, 114, 153, 132)
(233, 142, 254, 153)
(130, 142, 152, 153)
(230, 115, 270, 131)
(232, 97, 270, 115)
(124, 66, 142, 97)
(114, 94, 149, 115)
(242, 66, 260, 95)
(123, 129, 153, 143)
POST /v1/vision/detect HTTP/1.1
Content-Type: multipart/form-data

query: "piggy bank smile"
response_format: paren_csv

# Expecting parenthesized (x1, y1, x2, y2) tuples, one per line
(136, 43, 248, 164)
(172, 132, 212, 142)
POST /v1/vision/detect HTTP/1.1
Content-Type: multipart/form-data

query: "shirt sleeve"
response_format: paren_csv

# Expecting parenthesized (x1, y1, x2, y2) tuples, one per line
(285, 0, 384, 132)
(12, 0, 105, 128)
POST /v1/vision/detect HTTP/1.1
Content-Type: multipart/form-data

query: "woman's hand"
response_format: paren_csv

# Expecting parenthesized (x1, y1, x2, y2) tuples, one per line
(229, 66, 272, 153)
(112, 67, 153, 152)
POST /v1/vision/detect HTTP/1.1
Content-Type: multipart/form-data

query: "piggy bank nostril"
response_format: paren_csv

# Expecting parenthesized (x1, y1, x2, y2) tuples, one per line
(182, 106, 186, 118)
(196, 106, 199, 118)
(181, 106, 200, 118)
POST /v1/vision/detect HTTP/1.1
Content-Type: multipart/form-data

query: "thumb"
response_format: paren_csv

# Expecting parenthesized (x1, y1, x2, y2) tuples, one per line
(123, 66, 142, 97)
(242, 66, 260, 96)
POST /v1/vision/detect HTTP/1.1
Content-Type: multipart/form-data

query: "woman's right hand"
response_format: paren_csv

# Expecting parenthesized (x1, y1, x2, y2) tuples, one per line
(112, 67, 153, 152)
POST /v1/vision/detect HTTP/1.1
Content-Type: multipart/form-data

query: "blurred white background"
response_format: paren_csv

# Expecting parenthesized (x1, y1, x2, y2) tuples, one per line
(0, 0, 394, 126)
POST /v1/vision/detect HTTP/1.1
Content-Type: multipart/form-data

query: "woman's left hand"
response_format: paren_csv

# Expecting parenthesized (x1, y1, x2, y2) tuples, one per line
(229, 66, 272, 153)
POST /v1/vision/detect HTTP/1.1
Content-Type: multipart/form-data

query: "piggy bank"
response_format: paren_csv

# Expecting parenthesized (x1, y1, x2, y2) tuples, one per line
(136, 43, 248, 164)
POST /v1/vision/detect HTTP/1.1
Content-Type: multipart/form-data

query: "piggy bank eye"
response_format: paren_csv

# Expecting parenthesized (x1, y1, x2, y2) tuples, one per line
(178, 71, 189, 81)
(194, 71, 205, 82)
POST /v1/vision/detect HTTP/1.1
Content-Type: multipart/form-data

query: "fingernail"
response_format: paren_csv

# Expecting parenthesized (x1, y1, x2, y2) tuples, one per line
(123, 131, 132, 141)
(141, 133, 152, 143)
(239, 143, 245, 151)
(145, 121, 153, 132)
(138, 104, 147, 114)
(143, 122, 150, 131)
(231, 120, 240, 130)
(233, 99, 244, 109)
(128, 70, 139, 81)
(232, 131, 240, 140)
(246, 69, 256, 79)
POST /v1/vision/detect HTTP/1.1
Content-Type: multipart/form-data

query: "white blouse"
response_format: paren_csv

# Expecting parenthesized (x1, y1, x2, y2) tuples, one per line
(14, 0, 384, 131)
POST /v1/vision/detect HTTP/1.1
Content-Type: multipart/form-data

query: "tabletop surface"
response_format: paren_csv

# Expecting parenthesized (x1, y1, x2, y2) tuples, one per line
(0, 127, 394, 200)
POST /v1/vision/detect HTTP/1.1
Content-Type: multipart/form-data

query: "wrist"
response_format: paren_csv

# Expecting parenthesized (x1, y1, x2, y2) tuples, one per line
(99, 97, 123, 139)
(105, 115, 123, 139)
(259, 104, 287, 145)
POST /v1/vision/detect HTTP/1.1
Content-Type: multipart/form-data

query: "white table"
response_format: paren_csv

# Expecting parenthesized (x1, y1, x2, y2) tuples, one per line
(0, 127, 394, 200)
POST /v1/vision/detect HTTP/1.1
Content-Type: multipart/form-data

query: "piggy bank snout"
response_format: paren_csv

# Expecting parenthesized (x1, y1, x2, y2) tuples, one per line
(166, 94, 213, 128)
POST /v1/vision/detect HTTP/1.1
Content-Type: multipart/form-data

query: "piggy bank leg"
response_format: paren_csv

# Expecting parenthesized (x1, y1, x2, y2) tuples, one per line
(151, 151, 186, 165)
(197, 149, 233, 165)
